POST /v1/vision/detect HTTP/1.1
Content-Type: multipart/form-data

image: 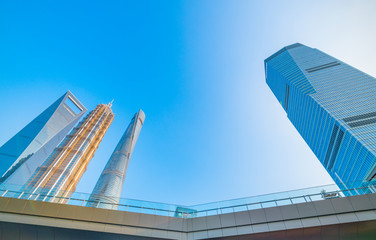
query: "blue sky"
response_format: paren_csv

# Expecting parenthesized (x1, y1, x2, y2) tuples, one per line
(1, 0, 376, 205)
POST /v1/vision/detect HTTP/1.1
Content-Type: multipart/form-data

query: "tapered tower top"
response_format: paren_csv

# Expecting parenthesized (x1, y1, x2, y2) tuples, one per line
(137, 109, 145, 125)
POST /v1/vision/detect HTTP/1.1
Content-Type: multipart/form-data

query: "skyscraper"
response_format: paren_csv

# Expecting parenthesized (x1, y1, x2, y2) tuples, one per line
(23, 103, 114, 203)
(87, 110, 145, 209)
(0, 91, 86, 186)
(265, 43, 376, 191)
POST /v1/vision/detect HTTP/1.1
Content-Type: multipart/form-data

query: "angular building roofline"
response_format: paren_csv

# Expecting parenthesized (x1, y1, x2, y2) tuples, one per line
(0, 91, 87, 185)
(264, 43, 303, 63)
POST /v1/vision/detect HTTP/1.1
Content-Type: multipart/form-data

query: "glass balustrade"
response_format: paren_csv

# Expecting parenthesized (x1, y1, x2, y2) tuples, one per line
(1, 179, 375, 218)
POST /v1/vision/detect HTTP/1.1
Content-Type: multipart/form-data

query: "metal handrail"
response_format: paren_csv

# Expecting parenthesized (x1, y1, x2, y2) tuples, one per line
(1, 182, 375, 218)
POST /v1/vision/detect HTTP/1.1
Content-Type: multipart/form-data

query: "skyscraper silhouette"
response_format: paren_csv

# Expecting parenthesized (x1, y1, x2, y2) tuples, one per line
(0, 91, 86, 186)
(265, 43, 376, 191)
(87, 110, 145, 209)
(23, 103, 114, 203)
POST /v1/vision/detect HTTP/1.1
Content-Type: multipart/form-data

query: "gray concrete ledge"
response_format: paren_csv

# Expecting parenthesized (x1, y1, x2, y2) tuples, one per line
(0, 192, 375, 239)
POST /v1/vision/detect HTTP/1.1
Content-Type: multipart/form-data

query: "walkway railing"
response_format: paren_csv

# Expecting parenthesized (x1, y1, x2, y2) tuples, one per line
(1, 180, 375, 218)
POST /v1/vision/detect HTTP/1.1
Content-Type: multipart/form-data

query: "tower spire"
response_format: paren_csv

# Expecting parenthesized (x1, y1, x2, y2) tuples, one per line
(108, 99, 114, 107)
(87, 110, 145, 209)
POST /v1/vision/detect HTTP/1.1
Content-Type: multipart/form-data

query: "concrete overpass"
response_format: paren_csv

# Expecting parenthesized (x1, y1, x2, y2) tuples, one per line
(1, 192, 375, 239)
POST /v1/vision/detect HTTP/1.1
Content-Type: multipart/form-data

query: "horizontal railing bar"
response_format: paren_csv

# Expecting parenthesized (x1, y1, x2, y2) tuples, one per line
(0, 183, 374, 218)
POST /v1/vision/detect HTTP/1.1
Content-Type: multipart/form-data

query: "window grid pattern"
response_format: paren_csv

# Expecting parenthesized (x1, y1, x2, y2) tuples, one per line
(265, 44, 376, 191)
(0, 92, 87, 186)
(87, 110, 145, 210)
(22, 104, 114, 203)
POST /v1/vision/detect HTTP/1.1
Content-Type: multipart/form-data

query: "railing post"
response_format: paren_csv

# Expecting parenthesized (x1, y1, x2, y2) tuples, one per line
(1, 190, 8, 197)
(354, 188, 360, 195)
(336, 190, 341, 198)
(306, 195, 312, 202)
(17, 192, 24, 199)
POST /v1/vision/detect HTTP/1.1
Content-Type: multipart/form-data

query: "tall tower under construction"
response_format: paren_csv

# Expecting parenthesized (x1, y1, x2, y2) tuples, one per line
(23, 103, 114, 203)
(87, 110, 145, 209)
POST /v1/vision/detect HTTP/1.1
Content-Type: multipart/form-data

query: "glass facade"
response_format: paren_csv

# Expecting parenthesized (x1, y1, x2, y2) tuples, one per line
(0, 91, 86, 187)
(87, 110, 145, 209)
(22, 103, 114, 203)
(265, 43, 376, 191)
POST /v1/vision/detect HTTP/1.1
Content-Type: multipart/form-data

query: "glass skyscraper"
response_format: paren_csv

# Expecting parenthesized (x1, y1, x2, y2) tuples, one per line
(23, 103, 114, 203)
(265, 43, 376, 190)
(87, 110, 145, 209)
(0, 91, 86, 186)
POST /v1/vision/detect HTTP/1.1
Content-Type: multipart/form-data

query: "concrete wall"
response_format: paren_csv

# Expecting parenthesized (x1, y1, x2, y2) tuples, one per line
(0, 221, 164, 240)
(0, 193, 376, 239)
(187, 193, 376, 239)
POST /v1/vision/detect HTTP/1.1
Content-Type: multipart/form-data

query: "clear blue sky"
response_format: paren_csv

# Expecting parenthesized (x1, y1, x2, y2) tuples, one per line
(1, 0, 376, 205)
